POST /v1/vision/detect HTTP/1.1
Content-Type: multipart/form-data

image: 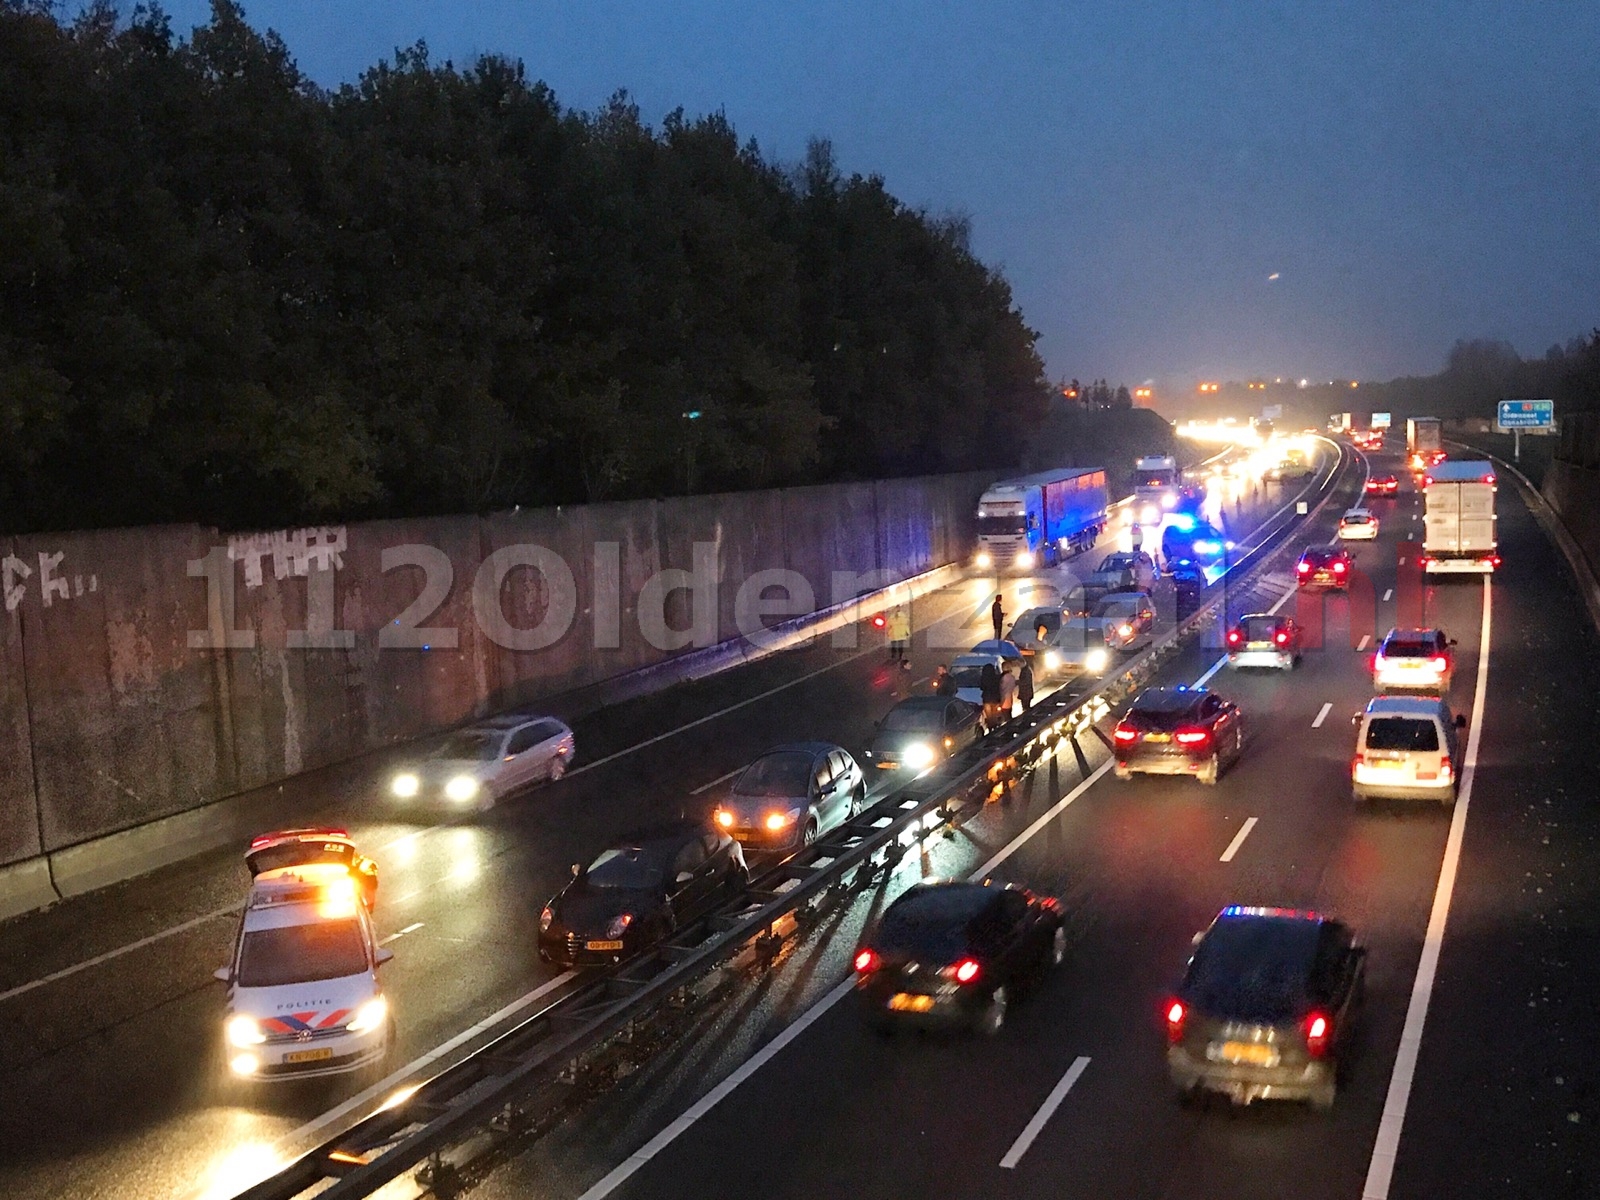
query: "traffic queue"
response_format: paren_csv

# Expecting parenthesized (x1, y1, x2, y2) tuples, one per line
(214, 443, 1466, 1116)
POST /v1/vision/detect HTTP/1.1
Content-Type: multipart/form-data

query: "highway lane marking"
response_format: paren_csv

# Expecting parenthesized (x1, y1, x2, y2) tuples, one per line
(0, 903, 239, 1006)
(1383, 588, 1393, 602)
(1312, 702, 1333, 728)
(999, 1056, 1091, 1169)
(379, 922, 424, 945)
(1362, 577, 1492, 1200)
(1357, 634, 1371, 651)
(1218, 817, 1258, 863)
(690, 768, 743, 796)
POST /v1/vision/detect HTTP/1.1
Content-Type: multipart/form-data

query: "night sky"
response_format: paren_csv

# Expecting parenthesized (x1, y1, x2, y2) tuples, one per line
(166, 1, 1600, 390)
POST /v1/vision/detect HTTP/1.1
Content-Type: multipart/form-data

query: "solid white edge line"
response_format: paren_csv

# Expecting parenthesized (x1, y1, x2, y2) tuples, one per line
(0, 903, 239, 1005)
(1218, 817, 1258, 864)
(1361, 576, 1491, 1200)
(575, 978, 857, 1200)
(1312, 702, 1333, 729)
(999, 1055, 1092, 1169)
(689, 767, 743, 796)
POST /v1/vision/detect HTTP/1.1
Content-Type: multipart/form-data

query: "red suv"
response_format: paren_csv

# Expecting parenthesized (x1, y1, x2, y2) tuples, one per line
(1364, 475, 1399, 497)
(1112, 686, 1243, 786)
(1296, 547, 1352, 591)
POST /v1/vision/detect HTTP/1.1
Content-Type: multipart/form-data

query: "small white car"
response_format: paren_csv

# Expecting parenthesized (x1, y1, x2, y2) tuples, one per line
(1351, 696, 1466, 806)
(1372, 628, 1456, 693)
(389, 715, 575, 809)
(1338, 508, 1379, 540)
(215, 864, 394, 1081)
(948, 651, 1006, 708)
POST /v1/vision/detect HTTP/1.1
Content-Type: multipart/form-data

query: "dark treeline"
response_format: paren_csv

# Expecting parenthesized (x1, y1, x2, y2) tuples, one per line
(0, 1, 1049, 534)
(1356, 334, 1600, 420)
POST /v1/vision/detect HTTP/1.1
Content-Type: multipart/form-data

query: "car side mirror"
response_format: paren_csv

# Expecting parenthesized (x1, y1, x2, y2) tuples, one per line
(1448, 638, 1458, 646)
(212, 966, 232, 984)
(1454, 714, 1467, 729)
(675, 871, 694, 884)
(1351, 712, 1363, 727)
(375, 947, 395, 967)
(570, 862, 583, 879)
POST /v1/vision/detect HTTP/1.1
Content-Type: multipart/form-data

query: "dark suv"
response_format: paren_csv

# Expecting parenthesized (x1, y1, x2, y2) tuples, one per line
(1166, 906, 1366, 1109)
(1112, 686, 1243, 786)
(1295, 547, 1352, 591)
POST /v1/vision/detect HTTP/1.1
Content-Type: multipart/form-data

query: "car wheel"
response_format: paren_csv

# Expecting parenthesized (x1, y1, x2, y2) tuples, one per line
(1309, 1079, 1338, 1112)
(1113, 766, 1133, 781)
(1047, 924, 1067, 967)
(1440, 788, 1457, 809)
(802, 820, 819, 847)
(849, 784, 865, 819)
(1198, 755, 1220, 786)
(975, 986, 1007, 1036)
(548, 756, 566, 783)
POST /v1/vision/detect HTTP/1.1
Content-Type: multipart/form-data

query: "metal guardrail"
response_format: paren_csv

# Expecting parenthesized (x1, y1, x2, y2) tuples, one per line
(235, 441, 1354, 1200)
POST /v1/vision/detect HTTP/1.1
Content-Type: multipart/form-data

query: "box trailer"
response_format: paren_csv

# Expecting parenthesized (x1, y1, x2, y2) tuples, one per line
(1421, 460, 1499, 574)
(974, 467, 1109, 570)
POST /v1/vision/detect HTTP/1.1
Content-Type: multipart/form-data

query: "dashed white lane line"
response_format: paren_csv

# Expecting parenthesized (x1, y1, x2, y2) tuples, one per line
(1362, 577, 1492, 1199)
(379, 922, 424, 946)
(1383, 588, 1393, 602)
(999, 1056, 1092, 1169)
(1219, 817, 1259, 864)
(690, 768, 743, 796)
(0, 904, 238, 1005)
(1357, 634, 1371, 652)
(1312, 702, 1333, 728)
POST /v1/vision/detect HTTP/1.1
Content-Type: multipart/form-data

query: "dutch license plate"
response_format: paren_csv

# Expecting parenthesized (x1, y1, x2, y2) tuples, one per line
(284, 1047, 334, 1064)
(1144, 732, 1171, 743)
(585, 940, 625, 952)
(887, 993, 935, 1013)
(1217, 1041, 1278, 1067)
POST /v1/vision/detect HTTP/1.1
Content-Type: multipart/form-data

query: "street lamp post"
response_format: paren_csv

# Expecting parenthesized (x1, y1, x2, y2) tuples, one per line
(682, 409, 702, 493)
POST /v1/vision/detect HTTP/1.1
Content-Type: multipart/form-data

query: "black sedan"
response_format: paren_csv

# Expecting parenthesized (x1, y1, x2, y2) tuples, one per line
(1112, 685, 1243, 785)
(860, 697, 983, 773)
(1162, 560, 1207, 617)
(538, 821, 748, 968)
(1295, 546, 1353, 591)
(852, 881, 1065, 1035)
(1167, 906, 1365, 1109)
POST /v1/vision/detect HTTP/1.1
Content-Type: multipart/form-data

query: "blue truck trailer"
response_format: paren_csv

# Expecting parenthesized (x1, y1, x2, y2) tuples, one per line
(973, 467, 1110, 570)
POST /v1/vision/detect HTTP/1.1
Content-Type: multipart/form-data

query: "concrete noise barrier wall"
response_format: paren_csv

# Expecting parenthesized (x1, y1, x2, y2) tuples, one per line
(0, 472, 989, 875)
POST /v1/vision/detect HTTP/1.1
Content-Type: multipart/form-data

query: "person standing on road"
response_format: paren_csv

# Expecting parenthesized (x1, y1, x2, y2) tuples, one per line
(887, 605, 912, 668)
(933, 664, 957, 696)
(1018, 660, 1035, 711)
(991, 593, 1006, 641)
(979, 661, 1002, 730)
(998, 664, 1019, 720)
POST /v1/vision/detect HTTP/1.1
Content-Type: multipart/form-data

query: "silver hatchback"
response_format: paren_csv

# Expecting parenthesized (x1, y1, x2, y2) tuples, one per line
(389, 715, 575, 810)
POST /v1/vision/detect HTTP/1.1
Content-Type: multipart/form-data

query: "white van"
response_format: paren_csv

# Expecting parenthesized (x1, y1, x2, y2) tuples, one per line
(215, 864, 394, 1080)
(1351, 696, 1466, 806)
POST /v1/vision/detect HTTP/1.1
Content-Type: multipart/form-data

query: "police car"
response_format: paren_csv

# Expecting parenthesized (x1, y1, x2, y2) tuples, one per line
(214, 854, 394, 1080)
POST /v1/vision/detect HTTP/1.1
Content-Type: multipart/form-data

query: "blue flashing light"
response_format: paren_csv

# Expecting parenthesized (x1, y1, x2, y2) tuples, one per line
(1167, 513, 1196, 532)
(1192, 539, 1221, 555)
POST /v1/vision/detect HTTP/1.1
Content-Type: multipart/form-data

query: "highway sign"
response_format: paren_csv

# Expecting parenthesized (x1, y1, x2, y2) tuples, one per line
(1496, 399, 1554, 432)
(1372, 412, 1392, 429)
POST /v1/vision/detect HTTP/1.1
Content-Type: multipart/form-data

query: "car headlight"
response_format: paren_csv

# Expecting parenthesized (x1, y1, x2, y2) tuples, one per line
(1016, 551, 1035, 569)
(345, 994, 389, 1035)
(975, 551, 992, 569)
(390, 772, 420, 798)
(226, 1014, 266, 1048)
(903, 742, 936, 770)
(1043, 650, 1062, 670)
(1161, 494, 1177, 509)
(1118, 623, 1134, 638)
(1085, 648, 1110, 673)
(764, 810, 799, 831)
(444, 775, 480, 803)
(539, 905, 554, 932)
(606, 913, 634, 939)
(228, 1052, 260, 1076)
(714, 809, 734, 828)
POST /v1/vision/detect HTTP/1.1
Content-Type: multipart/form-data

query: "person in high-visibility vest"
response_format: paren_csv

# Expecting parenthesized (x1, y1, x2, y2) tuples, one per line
(887, 605, 912, 667)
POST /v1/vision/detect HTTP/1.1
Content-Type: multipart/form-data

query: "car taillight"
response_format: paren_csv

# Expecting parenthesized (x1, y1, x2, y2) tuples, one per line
(853, 948, 880, 974)
(1351, 754, 1365, 770)
(952, 958, 982, 984)
(1113, 722, 1139, 744)
(1165, 999, 1187, 1044)
(871, 614, 886, 629)
(1297, 562, 1311, 574)
(1430, 656, 1447, 671)
(1332, 561, 1347, 574)
(1372, 653, 1385, 669)
(1174, 728, 1209, 745)
(1227, 630, 1242, 646)
(1305, 1011, 1332, 1058)
(1274, 631, 1288, 645)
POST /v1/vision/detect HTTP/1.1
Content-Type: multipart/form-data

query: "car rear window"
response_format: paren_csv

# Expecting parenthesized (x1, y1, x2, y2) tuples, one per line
(1244, 617, 1279, 641)
(874, 888, 994, 960)
(1181, 917, 1319, 1023)
(1301, 550, 1338, 567)
(734, 752, 814, 797)
(1381, 638, 1431, 658)
(238, 919, 368, 988)
(249, 842, 354, 874)
(1344, 514, 1370, 524)
(586, 846, 667, 890)
(882, 706, 940, 733)
(1365, 717, 1440, 752)
(1127, 691, 1202, 729)
(950, 664, 987, 688)
(1094, 597, 1140, 618)
(1012, 610, 1061, 637)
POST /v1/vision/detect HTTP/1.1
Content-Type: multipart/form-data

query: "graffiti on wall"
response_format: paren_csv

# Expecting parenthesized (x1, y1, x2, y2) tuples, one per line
(227, 526, 348, 588)
(3, 552, 99, 614)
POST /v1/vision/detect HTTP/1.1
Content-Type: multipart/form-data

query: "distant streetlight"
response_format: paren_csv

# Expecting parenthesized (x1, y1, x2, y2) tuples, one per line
(682, 410, 703, 492)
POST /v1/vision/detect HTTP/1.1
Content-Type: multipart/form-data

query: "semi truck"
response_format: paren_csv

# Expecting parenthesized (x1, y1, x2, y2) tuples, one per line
(1421, 460, 1498, 574)
(1132, 455, 1181, 525)
(1406, 417, 1443, 472)
(974, 467, 1109, 571)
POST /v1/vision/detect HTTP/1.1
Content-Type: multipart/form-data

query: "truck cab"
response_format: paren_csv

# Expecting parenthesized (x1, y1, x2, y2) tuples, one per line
(1133, 455, 1181, 526)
